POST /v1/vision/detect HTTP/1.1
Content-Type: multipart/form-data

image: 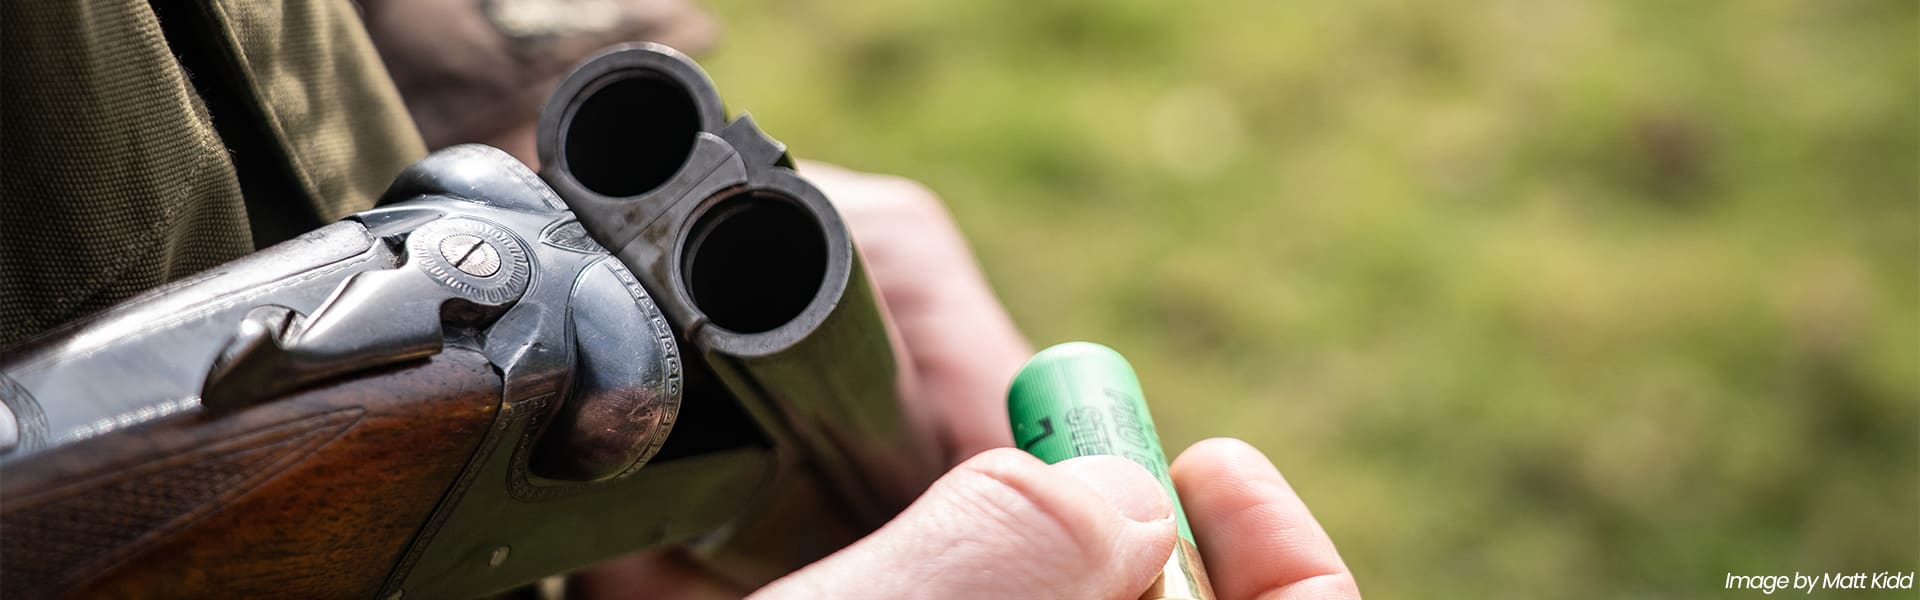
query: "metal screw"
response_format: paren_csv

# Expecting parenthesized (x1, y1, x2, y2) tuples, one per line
(439, 234, 502, 277)
(489, 545, 511, 568)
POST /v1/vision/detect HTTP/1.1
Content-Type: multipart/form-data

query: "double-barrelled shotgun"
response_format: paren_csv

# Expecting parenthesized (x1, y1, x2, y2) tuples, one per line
(0, 44, 930, 599)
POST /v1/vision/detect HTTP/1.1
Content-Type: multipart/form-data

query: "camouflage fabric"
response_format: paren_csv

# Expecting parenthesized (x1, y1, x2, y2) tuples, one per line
(363, 0, 716, 161)
(0, 0, 425, 347)
(0, 0, 712, 348)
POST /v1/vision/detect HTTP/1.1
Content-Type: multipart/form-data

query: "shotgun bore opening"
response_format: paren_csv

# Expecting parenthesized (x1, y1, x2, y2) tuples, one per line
(561, 74, 700, 198)
(682, 191, 827, 333)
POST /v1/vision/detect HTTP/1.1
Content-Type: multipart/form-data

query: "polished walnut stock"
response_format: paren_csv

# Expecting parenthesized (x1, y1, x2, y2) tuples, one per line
(0, 43, 923, 599)
(0, 350, 501, 599)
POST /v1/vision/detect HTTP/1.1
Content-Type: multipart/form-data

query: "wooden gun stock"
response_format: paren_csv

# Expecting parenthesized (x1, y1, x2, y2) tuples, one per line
(0, 349, 501, 599)
(0, 44, 928, 599)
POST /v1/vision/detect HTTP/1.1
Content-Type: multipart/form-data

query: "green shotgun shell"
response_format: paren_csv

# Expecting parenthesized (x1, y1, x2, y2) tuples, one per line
(1008, 342, 1216, 599)
(1009, 342, 1193, 540)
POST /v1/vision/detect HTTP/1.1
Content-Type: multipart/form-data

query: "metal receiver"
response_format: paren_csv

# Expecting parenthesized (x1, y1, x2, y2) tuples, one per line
(0, 43, 924, 599)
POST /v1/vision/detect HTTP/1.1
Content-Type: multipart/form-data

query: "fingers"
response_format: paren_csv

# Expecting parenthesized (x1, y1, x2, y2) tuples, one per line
(750, 449, 1178, 600)
(1172, 438, 1361, 600)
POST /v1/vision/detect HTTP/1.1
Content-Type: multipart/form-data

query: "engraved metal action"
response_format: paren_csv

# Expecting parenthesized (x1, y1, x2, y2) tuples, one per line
(0, 43, 921, 599)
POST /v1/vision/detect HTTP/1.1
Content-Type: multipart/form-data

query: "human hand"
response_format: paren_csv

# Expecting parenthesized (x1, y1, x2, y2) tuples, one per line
(743, 438, 1360, 599)
(1169, 438, 1363, 600)
(572, 162, 1031, 598)
(574, 166, 1359, 599)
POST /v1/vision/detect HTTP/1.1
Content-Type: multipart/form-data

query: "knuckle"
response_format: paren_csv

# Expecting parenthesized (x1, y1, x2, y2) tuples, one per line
(942, 449, 1104, 552)
(807, 167, 955, 232)
(871, 175, 947, 217)
(890, 176, 942, 205)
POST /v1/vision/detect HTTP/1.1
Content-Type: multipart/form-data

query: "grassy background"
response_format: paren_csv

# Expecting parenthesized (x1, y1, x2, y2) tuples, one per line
(696, 1, 1918, 597)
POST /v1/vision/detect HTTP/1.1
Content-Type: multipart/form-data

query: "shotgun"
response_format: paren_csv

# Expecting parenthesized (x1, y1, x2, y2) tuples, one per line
(0, 43, 930, 599)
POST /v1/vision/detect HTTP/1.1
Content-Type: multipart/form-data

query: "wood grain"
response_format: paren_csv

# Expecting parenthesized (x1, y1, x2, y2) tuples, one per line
(0, 349, 502, 599)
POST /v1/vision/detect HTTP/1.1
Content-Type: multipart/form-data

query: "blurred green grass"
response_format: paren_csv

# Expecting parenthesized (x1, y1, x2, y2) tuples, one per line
(697, 0, 1918, 596)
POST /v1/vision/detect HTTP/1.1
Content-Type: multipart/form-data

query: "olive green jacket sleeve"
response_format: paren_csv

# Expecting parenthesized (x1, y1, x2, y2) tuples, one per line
(0, 0, 425, 347)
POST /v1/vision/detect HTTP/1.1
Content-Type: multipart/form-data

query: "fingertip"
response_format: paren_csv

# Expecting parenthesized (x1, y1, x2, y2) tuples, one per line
(1054, 455, 1174, 524)
(1052, 456, 1179, 598)
(1172, 438, 1285, 497)
(1171, 439, 1357, 600)
(955, 449, 1178, 596)
(1173, 437, 1269, 470)
(944, 447, 1113, 551)
(755, 448, 1179, 599)
(956, 446, 1051, 483)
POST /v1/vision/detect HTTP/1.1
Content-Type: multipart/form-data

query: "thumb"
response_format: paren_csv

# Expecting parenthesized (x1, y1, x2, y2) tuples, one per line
(750, 448, 1178, 599)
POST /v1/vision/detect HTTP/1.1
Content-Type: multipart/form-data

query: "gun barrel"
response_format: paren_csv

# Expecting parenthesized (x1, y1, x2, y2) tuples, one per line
(536, 43, 934, 576)
(0, 43, 922, 599)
